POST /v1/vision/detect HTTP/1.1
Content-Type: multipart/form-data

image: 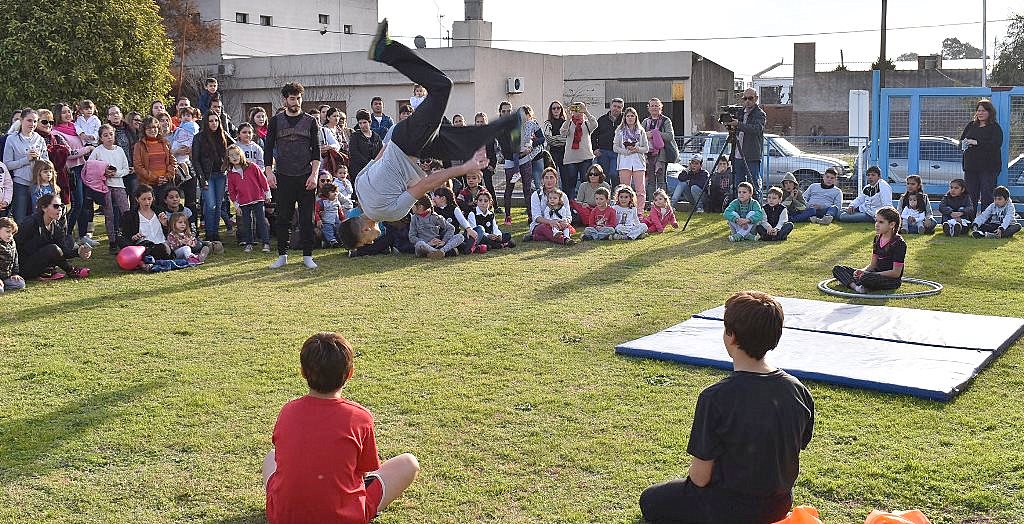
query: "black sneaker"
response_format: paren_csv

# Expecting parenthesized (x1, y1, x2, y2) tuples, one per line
(368, 19, 391, 62)
(942, 223, 952, 237)
(581, 234, 593, 241)
(971, 229, 985, 239)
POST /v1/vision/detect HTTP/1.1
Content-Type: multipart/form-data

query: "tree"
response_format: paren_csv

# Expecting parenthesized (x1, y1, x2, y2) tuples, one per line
(155, 0, 220, 63)
(941, 37, 983, 59)
(0, 0, 174, 112)
(871, 58, 896, 71)
(992, 13, 1024, 86)
(896, 52, 919, 61)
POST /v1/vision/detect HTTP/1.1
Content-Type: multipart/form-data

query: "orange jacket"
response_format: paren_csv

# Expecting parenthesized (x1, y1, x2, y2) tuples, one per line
(132, 137, 176, 186)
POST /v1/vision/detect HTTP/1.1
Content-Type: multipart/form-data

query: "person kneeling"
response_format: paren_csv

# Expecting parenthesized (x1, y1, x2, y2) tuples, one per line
(263, 332, 419, 524)
(832, 207, 906, 293)
(756, 187, 794, 241)
(639, 291, 815, 524)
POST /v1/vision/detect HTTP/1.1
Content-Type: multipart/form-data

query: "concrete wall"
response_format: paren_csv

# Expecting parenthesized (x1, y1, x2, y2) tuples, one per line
(191, 0, 376, 64)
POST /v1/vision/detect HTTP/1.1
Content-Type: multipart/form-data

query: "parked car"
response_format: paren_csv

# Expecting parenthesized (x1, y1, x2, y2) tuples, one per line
(667, 132, 853, 197)
(854, 136, 965, 188)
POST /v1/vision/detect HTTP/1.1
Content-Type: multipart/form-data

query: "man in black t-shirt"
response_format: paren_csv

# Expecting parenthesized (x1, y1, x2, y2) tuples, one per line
(640, 291, 815, 524)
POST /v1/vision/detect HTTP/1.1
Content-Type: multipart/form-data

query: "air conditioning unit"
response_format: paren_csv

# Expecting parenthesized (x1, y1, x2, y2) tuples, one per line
(217, 63, 236, 77)
(506, 77, 523, 94)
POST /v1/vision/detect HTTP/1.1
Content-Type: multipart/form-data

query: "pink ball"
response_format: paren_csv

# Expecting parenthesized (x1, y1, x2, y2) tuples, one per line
(116, 245, 146, 270)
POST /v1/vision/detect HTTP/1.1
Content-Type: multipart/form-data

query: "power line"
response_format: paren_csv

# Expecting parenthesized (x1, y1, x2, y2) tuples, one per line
(204, 17, 1012, 44)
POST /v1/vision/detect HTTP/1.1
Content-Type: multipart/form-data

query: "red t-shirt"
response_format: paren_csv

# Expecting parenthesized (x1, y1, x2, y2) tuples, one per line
(267, 396, 381, 524)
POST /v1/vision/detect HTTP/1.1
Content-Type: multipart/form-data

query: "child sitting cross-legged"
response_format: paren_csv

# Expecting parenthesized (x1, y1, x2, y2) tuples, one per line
(640, 291, 814, 524)
(971, 185, 1020, 239)
(939, 178, 975, 237)
(724, 181, 764, 242)
(165, 212, 211, 264)
(642, 189, 678, 233)
(580, 186, 618, 241)
(409, 195, 464, 258)
(465, 190, 514, 251)
(611, 184, 648, 240)
(263, 332, 419, 524)
(756, 186, 794, 241)
(832, 206, 906, 293)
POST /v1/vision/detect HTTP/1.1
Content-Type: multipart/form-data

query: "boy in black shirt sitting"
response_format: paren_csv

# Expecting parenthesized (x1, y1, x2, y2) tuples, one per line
(640, 291, 815, 524)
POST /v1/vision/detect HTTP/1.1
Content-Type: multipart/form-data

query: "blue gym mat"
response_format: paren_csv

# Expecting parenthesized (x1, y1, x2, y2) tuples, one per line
(615, 298, 1024, 401)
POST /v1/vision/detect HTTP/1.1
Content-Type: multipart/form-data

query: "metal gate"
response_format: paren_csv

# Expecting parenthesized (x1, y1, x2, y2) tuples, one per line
(869, 70, 1024, 199)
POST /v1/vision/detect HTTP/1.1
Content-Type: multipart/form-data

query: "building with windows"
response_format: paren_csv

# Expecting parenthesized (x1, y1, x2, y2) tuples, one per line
(190, 0, 377, 62)
(190, 0, 732, 143)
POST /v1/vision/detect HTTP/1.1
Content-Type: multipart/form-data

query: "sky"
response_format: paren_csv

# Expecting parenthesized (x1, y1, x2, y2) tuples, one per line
(377, 0, 1018, 80)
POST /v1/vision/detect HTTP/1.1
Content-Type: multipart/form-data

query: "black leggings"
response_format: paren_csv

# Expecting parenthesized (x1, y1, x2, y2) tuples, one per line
(274, 174, 315, 256)
(20, 244, 75, 279)
(833, 265, 902, 291)
(755, 222, 794, 241)
(381, 40, 520, 162)
(977, 222, 1021, 238)
(640, 478, 791, 524)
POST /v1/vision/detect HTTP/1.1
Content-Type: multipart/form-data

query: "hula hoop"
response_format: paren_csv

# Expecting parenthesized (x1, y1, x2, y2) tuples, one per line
(817, 277, 943, 300)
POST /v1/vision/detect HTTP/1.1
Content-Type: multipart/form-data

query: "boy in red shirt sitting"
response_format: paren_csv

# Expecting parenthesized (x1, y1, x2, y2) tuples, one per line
(263, 333, 419, 524)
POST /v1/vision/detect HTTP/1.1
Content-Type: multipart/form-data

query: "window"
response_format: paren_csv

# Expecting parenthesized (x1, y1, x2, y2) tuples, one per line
(260, 15, 272, 26)
(343, 24, 353, 34)
(319, 14, 330, 25)
(235, 12, 248, 24)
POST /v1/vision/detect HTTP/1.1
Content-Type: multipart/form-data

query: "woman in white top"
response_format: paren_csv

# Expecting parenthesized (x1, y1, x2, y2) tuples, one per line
(118, 184, 173, 259)
(613, 107, 650, 209)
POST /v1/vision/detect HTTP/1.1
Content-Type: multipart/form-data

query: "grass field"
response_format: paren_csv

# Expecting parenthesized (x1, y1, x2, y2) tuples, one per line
(2, 213, 1023, 524)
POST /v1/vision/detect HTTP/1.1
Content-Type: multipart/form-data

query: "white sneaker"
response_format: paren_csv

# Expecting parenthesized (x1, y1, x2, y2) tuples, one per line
(809, 216, 821, 224)
(269, 255, 287, 269)
(510, 172, 521, 184)
(244, 244, 253, 253)
(819, 215, 834, 225)
(262, 243, 272, 253)
(79, 236, 100, 247)
(302, 256, 318, 269)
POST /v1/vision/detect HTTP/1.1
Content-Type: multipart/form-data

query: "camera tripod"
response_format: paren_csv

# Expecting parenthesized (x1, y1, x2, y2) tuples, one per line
(681, 127, 737, 232)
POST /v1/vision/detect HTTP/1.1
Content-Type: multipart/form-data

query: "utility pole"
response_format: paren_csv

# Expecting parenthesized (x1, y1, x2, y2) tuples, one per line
(878, 0, 887, 88)
(981, 0, 988, 87)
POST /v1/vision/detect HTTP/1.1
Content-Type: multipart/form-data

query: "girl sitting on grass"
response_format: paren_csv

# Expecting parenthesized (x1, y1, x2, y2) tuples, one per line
(532, 188, 575, 245)
(642, 188, 678, 233)
(612, 184, 649, 240)
(832, 206, 906, 293)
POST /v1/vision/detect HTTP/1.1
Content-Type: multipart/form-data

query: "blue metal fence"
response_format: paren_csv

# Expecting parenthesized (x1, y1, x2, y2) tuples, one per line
(869, 71, 1024, 200)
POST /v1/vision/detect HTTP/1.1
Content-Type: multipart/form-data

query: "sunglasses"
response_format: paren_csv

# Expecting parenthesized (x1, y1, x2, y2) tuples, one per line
(741, 96, 756, 101)
(39, 119, 54, 126)
(50, 203, 64, 209)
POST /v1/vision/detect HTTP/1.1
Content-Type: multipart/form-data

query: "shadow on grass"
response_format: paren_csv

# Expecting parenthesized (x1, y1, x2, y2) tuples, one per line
(210, 511, 266, 524)
(0, 381, 164, 481)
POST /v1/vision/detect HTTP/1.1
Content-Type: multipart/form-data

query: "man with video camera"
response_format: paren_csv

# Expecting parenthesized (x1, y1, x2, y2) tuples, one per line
(725, 88, 766, 200)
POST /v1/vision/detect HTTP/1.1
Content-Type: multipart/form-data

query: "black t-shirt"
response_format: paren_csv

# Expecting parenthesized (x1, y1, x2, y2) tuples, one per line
(687, 370, 814, 497)
(872, 234, 906, 274)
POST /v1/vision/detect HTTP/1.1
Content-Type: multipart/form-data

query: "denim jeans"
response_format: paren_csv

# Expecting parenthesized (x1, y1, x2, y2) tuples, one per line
(838, 210, 875, 222)
(12, 183, 32, 224)
(202, 171, 227, 238)
(66, 165, 85, 239)
(561, 159, 593, 196)
(732, 159, 762, 200)
(238, 201, 270, 245)
(594, 150, 618, 187)
(791, 205, 839, 222)
(671, 182, 704, 207)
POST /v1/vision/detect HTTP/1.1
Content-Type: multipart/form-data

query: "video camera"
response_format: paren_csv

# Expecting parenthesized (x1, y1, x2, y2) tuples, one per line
(718, 105, 744, 124)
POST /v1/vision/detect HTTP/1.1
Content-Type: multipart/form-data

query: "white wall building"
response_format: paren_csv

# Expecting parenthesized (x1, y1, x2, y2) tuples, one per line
(190, 0, 377, 62)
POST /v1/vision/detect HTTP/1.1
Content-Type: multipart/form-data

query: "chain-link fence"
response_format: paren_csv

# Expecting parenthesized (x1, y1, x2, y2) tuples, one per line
(672, 133, 862, 198)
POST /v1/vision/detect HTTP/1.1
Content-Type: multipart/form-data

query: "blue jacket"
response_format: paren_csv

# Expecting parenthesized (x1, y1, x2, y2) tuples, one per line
(370, 113, 394, 137)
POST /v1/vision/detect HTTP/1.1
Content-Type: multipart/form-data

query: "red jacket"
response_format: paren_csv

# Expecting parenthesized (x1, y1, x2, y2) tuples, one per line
(227, 164, 270, 206)
(587, 205, 618, 228)
(643, 206, 678, 232)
